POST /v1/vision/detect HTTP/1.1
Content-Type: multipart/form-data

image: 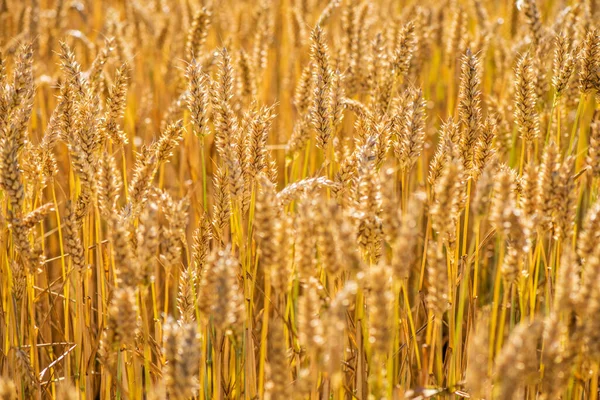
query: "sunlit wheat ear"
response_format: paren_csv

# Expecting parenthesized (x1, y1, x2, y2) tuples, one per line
(293, 64, 314, 118)
(324, 280, 356, 391)
(211, 165, 231, 245)
(578, 196, 600, 262)
(0, 45, 33, 217)
(576, 238, 600, 324)
(540, 312, 574, 400)
(106, 14, 132, 63)
(103, 63, 130, 146)
(200, 247, 244, 335)
(341, 96, 368, 118)
(275, 176, 337, 207)
(238, 49, 257, 101)
(494, 319, 543, 400)
(315, 202, 343, 276)
(552, 156, 576, 240)
(354, 136, 383, 262)
(15, 349, 36, 394)
(394, 88, 426, 172)
(579, 28, 600, 94)
(69, 92, 103, 222)
(514, 51, 540, 146)
(445, 5, 467, 66)
(0, 376, 18, 400)
(137, 202, 159, 285)
(332, 148, 358, 206)
(158, 191, 189, 269)
(314, 0, 340, 27)
(392, 192, 424, 279)
(552, 32, 576, 98)
(63, 201, 85, 273)
(464, 308, 490, 399)
(55, 80, 76, 142)
(163, 319, 200, 400)
(457, 48, 482, 173)
(372, 119, 392, 171)
(176, 264, 195, 324)
(192, 214, 212, 276)
(160, 93, 187, 130)
(186, 59, 210, 138)
(265, 317, 291, 400)
(489, 166, 518, 236)
(254, 174, 289, 293)
(299, 275, 325, 350)
(330, 70, 346, 128)
(295, 276, 324, 395)
(310, 25, 333, 150)
(353, 1, 371, 90)
(185, 6, 211, 62)
(252, 0, 273, 77)
(9, 218, 43, 274)
(471, 160, 496, 218)
(431, 144, 463, 250)
(35, 123, 59, 186)
(245, 104, 276, 179)
(154, 119, 183, 164)
(129, 121, 182, 214)
(115, 226, 139, 289)
(490, 166, 530, 283)
(96, 151, 122, 220)
(9, 260, 26, 304)
(367, 32, 387, 97)
(537, 141, 560, 232)
(19, 203, 53, 233)
(288, 6, 307, 49)
(56, 382, 78, 400)
(294, 198, 317, 284)
(380, 169, 400, 241)
(340, 0, 355, 87)
(212, 47, 240, 160)
(472, 114, 497, 178)
(520, 162, 539, 230)
(554, 248, 580, 315)
(100, 287, 139, 373)
(486, 96, 513, 155)
(392, 20, 417, 79)
(87, 37, 115, 94)
(2, 42, 34, 138)
(579, 274, 600, 361)
(128, 148, 158, 214)
(587, 110, 600, 178)
(520, 0, 543, 45)
(367, 262, 393, 356)
(426, 240, 448, 318)
(428, 119, 458, 188)
(58, 41, 85, 95)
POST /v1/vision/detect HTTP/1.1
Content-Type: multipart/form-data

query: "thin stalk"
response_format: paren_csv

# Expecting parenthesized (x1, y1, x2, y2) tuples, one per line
(568, 94, 587, 154)
(200, 140, 208, 208)
(488, 239, 505, 365)
(401, 280, 421, 369)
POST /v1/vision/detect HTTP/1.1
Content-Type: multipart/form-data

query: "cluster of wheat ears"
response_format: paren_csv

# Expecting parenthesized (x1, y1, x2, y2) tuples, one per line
(2, 0, 600, 398)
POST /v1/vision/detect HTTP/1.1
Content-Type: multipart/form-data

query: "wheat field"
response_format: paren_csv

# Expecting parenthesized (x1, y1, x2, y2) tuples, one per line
(0, 0, 599, 398)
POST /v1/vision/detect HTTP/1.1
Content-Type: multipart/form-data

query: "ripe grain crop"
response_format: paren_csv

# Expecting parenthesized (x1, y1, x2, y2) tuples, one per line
(1, 0, 600, 399)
